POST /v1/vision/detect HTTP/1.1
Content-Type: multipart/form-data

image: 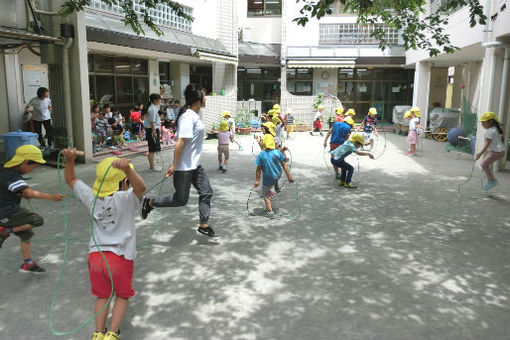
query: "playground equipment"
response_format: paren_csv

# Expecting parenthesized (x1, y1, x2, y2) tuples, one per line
(392, 105, 411, 135)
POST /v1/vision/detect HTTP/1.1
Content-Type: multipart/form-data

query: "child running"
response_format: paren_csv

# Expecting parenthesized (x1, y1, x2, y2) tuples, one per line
(335, 107, 345, 122)
(217, 120, 231, 174)
(0, 145, 63, 273)
(62, 150, 146, 340)
(358, 107, 379, 151)
(310, 105, 324, 136)
(331, 134, 374, 189)
(284, 109, 295, 139)
(324, 117, 354, 179)
(222, 111, 243, 151)
(475, 111, 505, 191)
(254, 134, 294, 219)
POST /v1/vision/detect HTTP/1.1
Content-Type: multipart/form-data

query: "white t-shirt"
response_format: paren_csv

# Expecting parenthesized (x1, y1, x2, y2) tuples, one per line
(146, 104, 161, 129)
(485, 126, 504, 152)
(227, 117, 236, 133)
(105, 112, 113, 119)
(314, 111, 322, 121)
(73, 180, 141, 260)
(175, 109, 204, 171)
(28, 97, 51, 121)
(409, 117, 419, 131)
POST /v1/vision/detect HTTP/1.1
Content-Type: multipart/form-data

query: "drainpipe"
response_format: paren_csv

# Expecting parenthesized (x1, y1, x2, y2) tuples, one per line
(481, 0, 491, 45)
(62, 38, 74, 142)
(498, 45, 510, 170)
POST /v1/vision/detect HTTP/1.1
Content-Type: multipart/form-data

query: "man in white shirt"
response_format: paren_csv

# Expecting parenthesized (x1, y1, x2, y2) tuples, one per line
(28, 87, 53, 150)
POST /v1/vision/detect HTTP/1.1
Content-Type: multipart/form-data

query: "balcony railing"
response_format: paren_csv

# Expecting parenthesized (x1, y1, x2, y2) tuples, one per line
(319, 23, 400, 45)
(88, 0, 192, 33)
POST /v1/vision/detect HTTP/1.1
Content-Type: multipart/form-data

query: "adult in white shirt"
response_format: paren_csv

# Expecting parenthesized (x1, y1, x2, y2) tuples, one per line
(28, 87, 53, 149)
(140, 84, 219, 240)
(145, 94, 162, 171)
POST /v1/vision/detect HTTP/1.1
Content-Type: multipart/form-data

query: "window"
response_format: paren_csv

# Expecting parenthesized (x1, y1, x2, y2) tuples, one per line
(237, 67, 281, 110)
(159, 62, 170, 83)
(190, 65, 213, 94)
(88, 54, 149, 107)
(248, 0, 281, 16)
(319, 23, 400, 45)
(286, 68, 313, 95)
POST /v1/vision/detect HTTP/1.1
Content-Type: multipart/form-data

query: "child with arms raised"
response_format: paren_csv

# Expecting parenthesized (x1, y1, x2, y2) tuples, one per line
(62, 149, 146, 340)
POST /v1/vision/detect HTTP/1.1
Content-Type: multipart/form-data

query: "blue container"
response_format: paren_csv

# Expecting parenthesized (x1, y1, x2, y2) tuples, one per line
(0, 131, 39, 161)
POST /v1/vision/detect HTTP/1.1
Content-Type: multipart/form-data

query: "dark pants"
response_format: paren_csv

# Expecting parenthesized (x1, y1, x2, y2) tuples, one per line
(152, 166, 213, 224)
(33, 119, 53, 147)
(0, 207, 44, 241)
(331, 157, 354, 183)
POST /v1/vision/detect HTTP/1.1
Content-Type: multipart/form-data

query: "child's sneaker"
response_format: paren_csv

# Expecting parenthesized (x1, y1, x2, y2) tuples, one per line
(407, 152, 414, 156)
(484, 179, 498, 191)
(91, 330, 106, 340)
(0, 226, 10, 248)
(274, 183, 281, 193)
(103, 331, 120, 340)
(20, 262, 45, 274)
(343, 182, 358, 189)
(338, 180, 345, 187)
(265, 210, 276, 219)
(140, 197, 153, 219)
(197, 226, 220, 241)
(221, 168, 227, 174)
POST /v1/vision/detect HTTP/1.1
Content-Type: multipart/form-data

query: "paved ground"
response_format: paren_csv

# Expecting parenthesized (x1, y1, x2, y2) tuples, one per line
(1, 132, 509, 340)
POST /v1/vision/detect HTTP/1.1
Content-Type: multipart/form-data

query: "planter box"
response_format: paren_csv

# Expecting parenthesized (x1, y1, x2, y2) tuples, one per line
(295, 125, 311, 132)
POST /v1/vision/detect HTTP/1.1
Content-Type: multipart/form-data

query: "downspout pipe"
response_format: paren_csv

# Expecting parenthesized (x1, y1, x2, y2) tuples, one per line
(62, 37, 74, 142)
(498, 45, 510, 170)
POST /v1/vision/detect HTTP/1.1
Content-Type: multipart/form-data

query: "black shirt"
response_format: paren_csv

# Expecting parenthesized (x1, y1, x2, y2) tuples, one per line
(0, 168, 28, 218)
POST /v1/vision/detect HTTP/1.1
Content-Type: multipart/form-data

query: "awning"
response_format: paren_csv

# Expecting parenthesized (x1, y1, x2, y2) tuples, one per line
(195, 50, 238, 65)
(0, 26, 63, 44)
(287, 59, 356, 68)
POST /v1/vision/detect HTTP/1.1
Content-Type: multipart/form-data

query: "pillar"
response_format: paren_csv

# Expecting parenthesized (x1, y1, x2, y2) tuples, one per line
(412, 61, 431, 129)
(451, 66, 463, 108)
(148, 60, 160, 95)
(170, 62, 190, 103)
(4, 51, 24, 131)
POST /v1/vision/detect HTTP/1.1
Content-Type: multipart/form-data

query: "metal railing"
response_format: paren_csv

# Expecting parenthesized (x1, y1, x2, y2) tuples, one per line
(88, 0, 192, 32)
(319, 23, 400, 45)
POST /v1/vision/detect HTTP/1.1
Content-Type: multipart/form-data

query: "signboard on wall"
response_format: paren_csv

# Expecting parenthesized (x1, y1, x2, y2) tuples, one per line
(22, 64, 48, 104)
(316, 82, 336, 96)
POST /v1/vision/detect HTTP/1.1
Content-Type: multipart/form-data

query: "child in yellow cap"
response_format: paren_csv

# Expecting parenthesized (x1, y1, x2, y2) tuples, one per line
(475, 112, 505, 191)
(253, 134, 294, 219)
(0, 145, 63, 273)
(335, 107, 345, 122)
(358, 107, 379, 151)
(62, 149, 146, 340)
(407, 108, 422, 156)
(218, 120, 231, 173)
(311, 105, 324, 136)
(330, 134, 374, 188)
(222, 111, 243, 151)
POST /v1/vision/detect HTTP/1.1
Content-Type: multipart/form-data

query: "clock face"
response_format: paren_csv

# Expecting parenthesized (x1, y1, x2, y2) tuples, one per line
(321, 71, 329, 80)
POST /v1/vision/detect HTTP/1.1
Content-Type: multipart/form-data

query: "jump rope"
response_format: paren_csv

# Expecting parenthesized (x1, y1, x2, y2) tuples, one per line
(457, 161, 493, 200)
(25, 141, 168, 336)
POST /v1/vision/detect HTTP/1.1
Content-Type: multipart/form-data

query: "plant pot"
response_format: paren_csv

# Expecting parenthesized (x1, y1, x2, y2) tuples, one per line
(295, 125, 311, 132)
(238, 127, 252, 135)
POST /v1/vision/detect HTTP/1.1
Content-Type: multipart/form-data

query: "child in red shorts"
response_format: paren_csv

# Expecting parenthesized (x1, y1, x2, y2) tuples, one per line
(62, 149, 146, 340)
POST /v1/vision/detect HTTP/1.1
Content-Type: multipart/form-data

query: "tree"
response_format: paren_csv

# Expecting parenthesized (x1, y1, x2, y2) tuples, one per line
(59, 0, 193, 36)
(294, 0, 486, 57)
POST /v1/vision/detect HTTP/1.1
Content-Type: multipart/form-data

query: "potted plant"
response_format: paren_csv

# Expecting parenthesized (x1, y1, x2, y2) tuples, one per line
(235, 106, 252, 135)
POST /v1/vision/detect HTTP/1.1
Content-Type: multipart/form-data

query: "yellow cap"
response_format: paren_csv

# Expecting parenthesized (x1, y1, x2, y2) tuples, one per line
(222, 111, 232, 117)
(4, 144, 46, 168)
(262, 134, 275, 150)
(410, 106, 420, 113)
(93, 157, 134, 198)
(272, 116, 282, 124)
(346, 109, 355, 116)
(273, 104, 280, 110)
(219, 120, 229, 131)
(262, 122, 276, 137)
(317, 105, 324, 110)
(350, 133, 365, 145)
(335, 107, 344, 115)
(344, 117, 355, 126)
(479, 111, 499, 122)
(267, 109, 275, 116)
(369, 107, 377, 115)
(404, 111, 411, 118)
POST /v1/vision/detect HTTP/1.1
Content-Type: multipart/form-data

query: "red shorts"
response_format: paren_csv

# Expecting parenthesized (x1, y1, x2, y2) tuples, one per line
(313, 120, 322, 130)
(88, 251, 135, 299)
(330, 144, 340, 151)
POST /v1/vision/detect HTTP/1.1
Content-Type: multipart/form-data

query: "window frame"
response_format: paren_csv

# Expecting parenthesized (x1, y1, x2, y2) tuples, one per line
(247, 0, 282, 17)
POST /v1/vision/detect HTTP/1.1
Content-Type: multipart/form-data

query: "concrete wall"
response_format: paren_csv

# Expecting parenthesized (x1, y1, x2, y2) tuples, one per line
(237, 0, 282, 44)
(178, 0, 218, 39)
(428, 68, 448, 108)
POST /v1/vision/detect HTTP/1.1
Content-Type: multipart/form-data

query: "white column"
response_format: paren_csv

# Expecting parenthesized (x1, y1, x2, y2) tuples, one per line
(498, 45, 510, 170)
(412, 61, 431, 128)
(148, 60, 160, 95)
(3, 51, 24, 131)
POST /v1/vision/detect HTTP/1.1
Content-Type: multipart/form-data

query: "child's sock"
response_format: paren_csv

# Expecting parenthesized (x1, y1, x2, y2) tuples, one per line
(24, 258, 33, 265)
(223, 164, 227, 170)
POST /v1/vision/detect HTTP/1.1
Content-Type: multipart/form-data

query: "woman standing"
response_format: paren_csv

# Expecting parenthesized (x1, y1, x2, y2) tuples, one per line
(29, 87, 53, 150)
(145, 93, 162, 171)
(141, 84, 218, 240)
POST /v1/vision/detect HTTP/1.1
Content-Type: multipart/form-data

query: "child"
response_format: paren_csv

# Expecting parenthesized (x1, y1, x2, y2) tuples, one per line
(96, 112, 107, 148)
(108, 118, 125, 153)
(62, 150, 146, 340)
(358, 107, 379, 151)
(323, 117, 354, 179)
(273, 115, 284, 148)
(222, 111, 243, 151)
(475, 111, 505, 191)
(217, 120, 231, 173)
(310, 105, 324, 136)
(345, 108, 356, 118)
(129, 106, 142, 141)
(28, 87, 53, 150)
(407, 109, 421, 156)
(335, 107, 345, 122)
(161, 119, 176, 146)
(284, 109, 295, 139)
(103, 104, 112, 119)
(112, 107, 122, 123)
(0, 145, 62, 272)
(254, 134, 294, 219)
(331, 133, 374, 188)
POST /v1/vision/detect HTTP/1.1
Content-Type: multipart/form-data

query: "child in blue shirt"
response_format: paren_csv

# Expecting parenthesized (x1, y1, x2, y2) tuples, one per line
(323, 117, 354, 179)
(331, 133, 374, 189)
(254, 134, 293, 219)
